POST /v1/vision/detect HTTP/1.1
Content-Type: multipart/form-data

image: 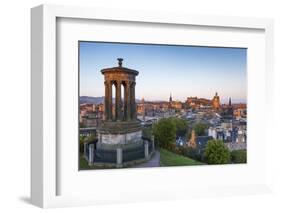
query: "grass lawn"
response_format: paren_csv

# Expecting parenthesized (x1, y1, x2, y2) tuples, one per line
(79, 154, 117, 170)
(79, 155, 91, 170)
(160, 148, 204, 167)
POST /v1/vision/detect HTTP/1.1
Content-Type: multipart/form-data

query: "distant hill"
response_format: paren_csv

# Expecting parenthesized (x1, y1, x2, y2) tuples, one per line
(80, 96, 142, 104)
(80, 96, 104, 104)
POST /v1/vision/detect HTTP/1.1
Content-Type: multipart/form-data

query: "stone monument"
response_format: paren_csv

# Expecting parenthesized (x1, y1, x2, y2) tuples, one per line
(97, 58, 143, 150)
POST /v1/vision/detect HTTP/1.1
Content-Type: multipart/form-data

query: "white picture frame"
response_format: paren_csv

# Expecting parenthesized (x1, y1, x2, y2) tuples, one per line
(31, 4, 274, 208)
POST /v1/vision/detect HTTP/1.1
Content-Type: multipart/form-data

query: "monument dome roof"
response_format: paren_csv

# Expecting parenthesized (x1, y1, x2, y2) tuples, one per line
(101, 58, 139, 75)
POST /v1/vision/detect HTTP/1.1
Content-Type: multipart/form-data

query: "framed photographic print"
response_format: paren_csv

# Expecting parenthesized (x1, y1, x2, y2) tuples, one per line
(78, 42, 247, 170)
(31, 4, 274, 208)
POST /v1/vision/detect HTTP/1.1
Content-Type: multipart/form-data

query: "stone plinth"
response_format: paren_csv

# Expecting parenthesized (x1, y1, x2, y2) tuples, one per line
(99, 131, 142, 145)
(97, 120, 142, 150)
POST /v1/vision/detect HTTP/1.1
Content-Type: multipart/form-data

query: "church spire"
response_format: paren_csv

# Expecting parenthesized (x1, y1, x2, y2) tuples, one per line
(229, 97, 232, 106)
(169, 92, 172, 102)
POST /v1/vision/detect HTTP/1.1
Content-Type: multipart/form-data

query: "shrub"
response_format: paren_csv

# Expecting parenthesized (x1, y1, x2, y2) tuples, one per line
(203, 140, 231, 164)
(183, 147, 200, 161)
(79, 136, 86, 153)
(231, 149, 247, 163)
(79, 135, 97, 153)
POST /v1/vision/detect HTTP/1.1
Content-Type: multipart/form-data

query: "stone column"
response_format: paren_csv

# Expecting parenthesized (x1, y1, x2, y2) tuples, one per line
(116, 148, 123, 168)
(144, 141, 149, 160)
(131, 82, 136, 120)
(104, 81, 109, 120)
(123, 82, 127, 121)
(88, 144, 94, 166)
(115, 81, 122, 121)
(108, 81, 112, 120)
(125, 81, 131, 121)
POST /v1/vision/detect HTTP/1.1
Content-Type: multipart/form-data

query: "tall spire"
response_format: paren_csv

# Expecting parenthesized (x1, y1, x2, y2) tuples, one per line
(229, 97, 232, 106)
(169, 92, 172, 102)
(187, 129, 197, 149)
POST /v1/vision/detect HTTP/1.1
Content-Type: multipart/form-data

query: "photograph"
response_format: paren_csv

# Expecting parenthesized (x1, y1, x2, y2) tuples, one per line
(79, 41, 247, 170)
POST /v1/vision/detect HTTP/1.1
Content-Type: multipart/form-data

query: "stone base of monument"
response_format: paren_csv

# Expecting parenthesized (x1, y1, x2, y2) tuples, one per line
(89, 151, 155, 169)
(97, 120, 143, 150)
(85, 120, 155, 168)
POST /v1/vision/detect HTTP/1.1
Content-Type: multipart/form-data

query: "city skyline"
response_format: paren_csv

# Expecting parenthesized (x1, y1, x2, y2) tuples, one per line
(79, 41, 247, 103)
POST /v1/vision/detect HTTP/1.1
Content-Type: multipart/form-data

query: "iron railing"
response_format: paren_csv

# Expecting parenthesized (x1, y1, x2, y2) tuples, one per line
(122, 145, 145, 162)
(85, 139, 154, 164)
(94, 149, 117, 163)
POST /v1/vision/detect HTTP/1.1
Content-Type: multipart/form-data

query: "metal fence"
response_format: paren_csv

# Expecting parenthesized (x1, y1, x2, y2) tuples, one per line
(94, 149, 117, 163)
(122, 145, 145, 162)
(85, 139, 154, 165)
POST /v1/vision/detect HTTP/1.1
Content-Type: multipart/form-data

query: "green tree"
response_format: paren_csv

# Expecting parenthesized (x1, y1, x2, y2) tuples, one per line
(204, 140, 230, 164)
(194, 123, 208, 136)
(153, 118, 176, 149)
(231, 150, 247, 163)
(170, 117, 188, 136)
(85, 135, 97, 143)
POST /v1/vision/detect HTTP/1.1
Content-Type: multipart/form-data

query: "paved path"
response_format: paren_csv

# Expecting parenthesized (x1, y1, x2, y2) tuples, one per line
(133, 150, 160, 168)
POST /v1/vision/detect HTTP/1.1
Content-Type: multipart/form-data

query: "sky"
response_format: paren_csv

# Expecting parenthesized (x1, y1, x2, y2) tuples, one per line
(79, 41, 247, 103)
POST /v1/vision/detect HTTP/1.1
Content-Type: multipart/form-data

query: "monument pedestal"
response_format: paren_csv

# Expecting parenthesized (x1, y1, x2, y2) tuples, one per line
(97, 120, 143, 150)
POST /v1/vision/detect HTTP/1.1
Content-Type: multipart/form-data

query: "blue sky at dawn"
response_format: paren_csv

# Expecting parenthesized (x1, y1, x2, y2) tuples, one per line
(79, 42, 247, 103)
